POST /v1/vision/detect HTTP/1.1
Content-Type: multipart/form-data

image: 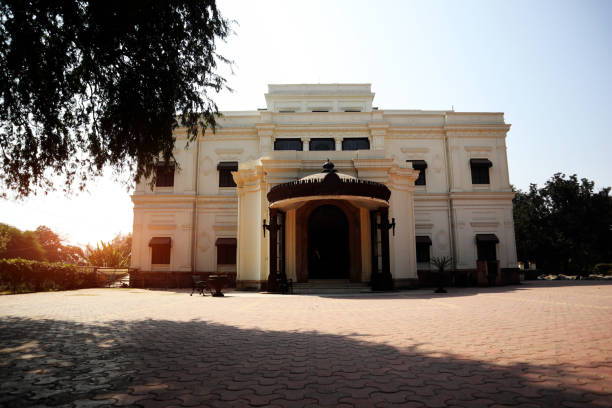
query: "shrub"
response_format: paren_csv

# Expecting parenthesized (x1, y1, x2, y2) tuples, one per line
(593, 263, 612, 276)
(0, 258, 94, 293)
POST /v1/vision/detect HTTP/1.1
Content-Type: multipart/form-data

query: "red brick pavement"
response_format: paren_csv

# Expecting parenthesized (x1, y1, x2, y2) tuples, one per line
(0, 281, 611, 407)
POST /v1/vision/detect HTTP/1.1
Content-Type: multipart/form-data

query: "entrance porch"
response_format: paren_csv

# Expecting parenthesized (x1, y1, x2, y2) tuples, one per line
(233, 160, 419, 291)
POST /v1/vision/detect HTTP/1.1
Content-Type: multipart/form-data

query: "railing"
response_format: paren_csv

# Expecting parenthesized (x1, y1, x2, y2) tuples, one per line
(77, 266, 135, 287)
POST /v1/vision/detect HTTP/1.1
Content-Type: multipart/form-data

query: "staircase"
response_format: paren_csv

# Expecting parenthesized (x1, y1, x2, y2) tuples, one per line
(292, 279, 370, 294)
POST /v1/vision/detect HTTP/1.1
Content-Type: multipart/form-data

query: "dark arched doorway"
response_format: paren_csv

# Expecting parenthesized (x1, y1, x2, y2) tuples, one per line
(307, 204, 350, 279)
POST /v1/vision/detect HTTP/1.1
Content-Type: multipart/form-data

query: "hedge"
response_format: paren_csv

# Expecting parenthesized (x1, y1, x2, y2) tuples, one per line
(0, 258, 97, 293)
(593, 263, 612, 276)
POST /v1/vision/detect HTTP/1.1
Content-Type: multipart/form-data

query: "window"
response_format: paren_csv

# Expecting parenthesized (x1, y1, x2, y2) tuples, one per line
(311, 109, 329, 112)
(342, 138, 370, 151)
(216, 238, 237, 265)
(155, 163, 175, 187)
(218, 162, 238, 187)
(149, 237, 171, 264)
(274, 138, 303, 151)
(344, 109, 361, 112)
(416, 236, 432, 263)
(407, 160, 427, 186)
(470, 158, 492, 184)
(309, 138, 335, 151)
(475, 234, 499, 261)
(279, 110, 296, 113)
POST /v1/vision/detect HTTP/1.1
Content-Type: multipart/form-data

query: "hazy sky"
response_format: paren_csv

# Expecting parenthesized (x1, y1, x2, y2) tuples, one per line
(1, 0, 611, 246)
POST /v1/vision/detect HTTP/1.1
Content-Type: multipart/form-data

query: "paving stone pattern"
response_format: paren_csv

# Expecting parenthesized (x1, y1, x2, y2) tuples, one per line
(0, 281, 611, 407)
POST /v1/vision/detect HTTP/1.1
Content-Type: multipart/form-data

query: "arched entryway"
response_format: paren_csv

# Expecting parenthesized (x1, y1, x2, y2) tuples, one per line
(307, 204, 349, 279)
(265, 160, 392, 291)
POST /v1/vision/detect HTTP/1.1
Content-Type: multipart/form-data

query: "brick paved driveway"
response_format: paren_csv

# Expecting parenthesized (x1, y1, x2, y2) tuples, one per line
(1, 281, 611, 407)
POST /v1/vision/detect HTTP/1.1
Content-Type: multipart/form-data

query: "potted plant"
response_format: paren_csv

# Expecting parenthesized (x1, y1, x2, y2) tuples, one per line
(430, 256, 453, 293)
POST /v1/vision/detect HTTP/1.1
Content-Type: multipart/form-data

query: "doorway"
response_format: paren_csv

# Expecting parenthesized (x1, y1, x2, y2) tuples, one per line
(477, 240, 498, 277)
(307, 204, 350, 279)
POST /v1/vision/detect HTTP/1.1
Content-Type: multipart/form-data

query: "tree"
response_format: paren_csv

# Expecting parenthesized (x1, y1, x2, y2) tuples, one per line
(34, 225, 63, 262)
(0, 223, 47, 260)
(58, 244, 86, 265)
(513, 173, 612, 275)
(0, 0, 232, 197)
(0, 223, 86, 263)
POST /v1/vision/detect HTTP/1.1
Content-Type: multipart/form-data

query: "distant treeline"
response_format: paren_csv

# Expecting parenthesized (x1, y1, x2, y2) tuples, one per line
(0, 224, 131, 267)
(513, 173, 612, 275)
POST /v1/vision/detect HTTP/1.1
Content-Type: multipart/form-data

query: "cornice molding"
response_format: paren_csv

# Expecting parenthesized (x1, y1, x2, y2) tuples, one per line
(450, 191, 515, 201)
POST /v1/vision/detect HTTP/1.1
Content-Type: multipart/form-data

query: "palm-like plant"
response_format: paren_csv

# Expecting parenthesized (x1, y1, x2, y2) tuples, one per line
(430, 256, 453, 293)
(85, 241, 129, 268)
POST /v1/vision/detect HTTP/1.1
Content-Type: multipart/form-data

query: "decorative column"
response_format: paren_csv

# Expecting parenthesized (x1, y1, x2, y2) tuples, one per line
(233, 166, 267, 290)
(301, 137, 310, 151)
(334, 137, 342, 151)
(265, 208, 279, 292)
(379, 207, 393, 290)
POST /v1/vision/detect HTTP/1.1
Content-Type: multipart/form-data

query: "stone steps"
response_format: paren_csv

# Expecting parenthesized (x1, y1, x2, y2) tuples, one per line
(292, 280, 370, 294)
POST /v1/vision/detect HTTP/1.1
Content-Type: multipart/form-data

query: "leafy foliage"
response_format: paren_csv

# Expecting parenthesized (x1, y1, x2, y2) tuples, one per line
(593, 263, 612, 276)
(85, 234, 131, 267)
(0, 223, 47, 260)
(0, 0, 232, 197)
(0, 223, 85, 263)
(430, 256, 453, 272)
(513, 173, 612, 275)
(34, 226, 64, 262)
(0, 258, 96, 293)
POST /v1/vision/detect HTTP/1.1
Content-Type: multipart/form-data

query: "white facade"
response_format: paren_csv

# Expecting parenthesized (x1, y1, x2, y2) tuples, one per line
(131, 84, 517, 289)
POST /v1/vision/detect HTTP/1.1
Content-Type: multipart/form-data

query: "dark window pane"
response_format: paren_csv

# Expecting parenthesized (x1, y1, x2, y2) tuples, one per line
(217, 244, 237, 265)
(218, 162, 238, 187)
(416, 243, 431, 263)
(471, 165, 490, 184)
(155, 164, 175, 187)
(407, 160, 427, 186)
(309, 138, 335, 151)
(274, 138, 303, 151)
(477, 242, 496, 261)
(415, 170, 426, 185)
(342, 138, 370, 151)
(219, 170, 236, 187)
(151, 244, 171, 264)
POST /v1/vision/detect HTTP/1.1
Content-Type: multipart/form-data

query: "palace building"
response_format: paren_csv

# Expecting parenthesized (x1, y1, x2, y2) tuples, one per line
(130, 84, 518, 290)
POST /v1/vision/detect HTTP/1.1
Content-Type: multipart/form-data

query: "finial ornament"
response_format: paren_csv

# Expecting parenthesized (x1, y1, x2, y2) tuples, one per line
(322, 159, 336, 173)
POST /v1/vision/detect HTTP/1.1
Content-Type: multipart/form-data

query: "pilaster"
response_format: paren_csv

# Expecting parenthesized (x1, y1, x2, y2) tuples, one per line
(256, 124, 275, 155)
(233, 166, 268, 289)
(387, 165, 419, 283)
(368, 122, 389, 151)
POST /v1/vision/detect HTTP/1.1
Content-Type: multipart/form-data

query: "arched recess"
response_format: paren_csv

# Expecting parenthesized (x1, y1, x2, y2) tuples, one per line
(307, 205, 349, 279)
(295, 199, 362, 283)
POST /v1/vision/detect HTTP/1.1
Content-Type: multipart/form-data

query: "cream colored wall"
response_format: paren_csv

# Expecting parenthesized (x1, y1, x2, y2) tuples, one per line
(130, 199, 194, 272)
(385, 137, 448, 193)
(452, 196, 517, 269)
(414, 196, 453, 270)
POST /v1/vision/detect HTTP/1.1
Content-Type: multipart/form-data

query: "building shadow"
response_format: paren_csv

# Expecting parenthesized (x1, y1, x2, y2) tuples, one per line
(0, 316, 609, 407)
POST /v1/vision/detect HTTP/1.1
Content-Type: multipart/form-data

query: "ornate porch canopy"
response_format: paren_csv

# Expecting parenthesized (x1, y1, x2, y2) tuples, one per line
(266, 160, 391, 206)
